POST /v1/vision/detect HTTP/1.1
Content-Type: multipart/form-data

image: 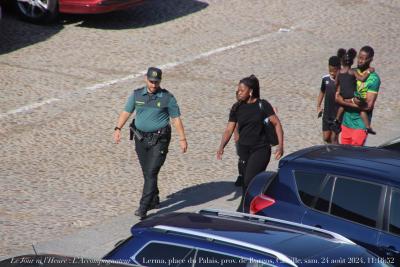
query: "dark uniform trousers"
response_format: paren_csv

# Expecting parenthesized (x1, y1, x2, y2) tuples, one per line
(134, 130, 171, 212)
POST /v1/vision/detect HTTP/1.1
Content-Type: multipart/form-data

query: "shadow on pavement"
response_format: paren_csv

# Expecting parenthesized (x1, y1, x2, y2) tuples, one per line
(151, 181, 242, 216)
(0, 12, 63, 55)
(62, 0, 209, 30)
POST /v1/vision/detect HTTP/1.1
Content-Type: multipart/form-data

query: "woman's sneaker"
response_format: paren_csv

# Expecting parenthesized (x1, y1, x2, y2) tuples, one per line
(234, 175, 244, 187)
(148, 196, 160, 210)
(134, 208, 147, 220)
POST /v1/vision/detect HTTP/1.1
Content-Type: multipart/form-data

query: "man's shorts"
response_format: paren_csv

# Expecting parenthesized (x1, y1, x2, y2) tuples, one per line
(341, 124, 367, 146)
(322, 117, 334, 132)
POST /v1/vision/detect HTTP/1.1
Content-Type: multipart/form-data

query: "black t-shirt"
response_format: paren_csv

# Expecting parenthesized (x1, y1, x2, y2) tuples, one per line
(229, 99, 275, 146)
(320, 75, 339, 120)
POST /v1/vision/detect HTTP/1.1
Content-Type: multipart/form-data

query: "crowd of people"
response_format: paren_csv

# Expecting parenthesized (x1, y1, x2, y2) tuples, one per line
(112, 44, 380, 218)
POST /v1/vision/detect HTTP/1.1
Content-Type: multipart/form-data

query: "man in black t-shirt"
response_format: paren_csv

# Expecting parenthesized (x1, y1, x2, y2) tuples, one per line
(316, 56, 340, 144)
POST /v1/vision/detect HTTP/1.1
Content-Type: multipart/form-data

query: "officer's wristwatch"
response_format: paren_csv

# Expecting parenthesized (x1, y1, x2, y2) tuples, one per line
(114, 127, 121, 131)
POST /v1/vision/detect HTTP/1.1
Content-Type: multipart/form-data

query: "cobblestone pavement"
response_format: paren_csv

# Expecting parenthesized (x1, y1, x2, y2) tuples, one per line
(1, 0, 400, 258)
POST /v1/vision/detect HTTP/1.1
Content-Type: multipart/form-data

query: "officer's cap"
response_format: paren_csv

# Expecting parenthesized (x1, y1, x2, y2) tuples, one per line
(146, 67, 162, 82)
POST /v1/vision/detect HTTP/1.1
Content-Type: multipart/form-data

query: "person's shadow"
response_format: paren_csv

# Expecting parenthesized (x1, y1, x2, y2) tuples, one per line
(150, 181, 242, 216)
(62, 0, 209, 30)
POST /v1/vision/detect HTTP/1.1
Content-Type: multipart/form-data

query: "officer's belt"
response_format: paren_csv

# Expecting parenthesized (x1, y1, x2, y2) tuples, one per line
(136, 125, 171, 137)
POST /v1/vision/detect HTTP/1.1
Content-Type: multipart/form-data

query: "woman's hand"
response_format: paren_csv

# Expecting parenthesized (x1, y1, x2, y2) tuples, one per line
(216, 148, 224, 160)
(274, 146, 284, 160)
(217, 122, 236, 160)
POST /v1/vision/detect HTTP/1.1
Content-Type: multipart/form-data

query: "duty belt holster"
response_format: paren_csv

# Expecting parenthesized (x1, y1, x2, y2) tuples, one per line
(130, 121, 171, 147)
(129, 120, 143, 141)
(145, 125, 171, 146)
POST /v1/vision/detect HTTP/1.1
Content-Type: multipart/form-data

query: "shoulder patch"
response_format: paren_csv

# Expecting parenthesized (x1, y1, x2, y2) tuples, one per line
(160, 88, 173, 97)
(160, 88, 174, 102)
(133, 87, 145, 97)
(134, 87, 145, 93)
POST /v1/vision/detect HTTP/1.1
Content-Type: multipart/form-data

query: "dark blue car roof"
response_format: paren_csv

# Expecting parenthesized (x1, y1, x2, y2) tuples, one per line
(280, 145, 400, 186)
(133, 212, 364, 260)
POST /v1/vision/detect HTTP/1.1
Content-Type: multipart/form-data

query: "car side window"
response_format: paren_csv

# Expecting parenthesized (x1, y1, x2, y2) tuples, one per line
(294, 171, 327, 207)
(135, 242, 194, 267)
(315, 177, 334, 212)
(389, 190, 400, 236)
(330, 178, 382, 228)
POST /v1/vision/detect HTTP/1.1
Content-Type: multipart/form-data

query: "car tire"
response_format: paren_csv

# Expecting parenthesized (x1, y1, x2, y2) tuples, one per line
(15, 0, 59, 23)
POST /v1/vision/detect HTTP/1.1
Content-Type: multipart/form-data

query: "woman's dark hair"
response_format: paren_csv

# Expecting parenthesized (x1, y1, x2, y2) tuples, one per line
(231, 75, 260, 112)
(239, 74, 260, 98)
(337, 48, 346, 62)
(338, 48, 357, 67)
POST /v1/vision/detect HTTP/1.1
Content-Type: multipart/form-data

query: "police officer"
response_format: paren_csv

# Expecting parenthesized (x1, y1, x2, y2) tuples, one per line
(113, 67, 188, 219)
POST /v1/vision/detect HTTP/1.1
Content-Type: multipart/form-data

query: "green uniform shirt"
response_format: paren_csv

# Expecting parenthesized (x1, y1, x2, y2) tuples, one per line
(342, 72, 381, 130)
(124, 87, 181, 132)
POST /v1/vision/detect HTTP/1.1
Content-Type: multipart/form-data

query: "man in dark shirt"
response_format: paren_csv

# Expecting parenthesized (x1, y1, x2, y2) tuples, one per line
(317, 56, 340, 144)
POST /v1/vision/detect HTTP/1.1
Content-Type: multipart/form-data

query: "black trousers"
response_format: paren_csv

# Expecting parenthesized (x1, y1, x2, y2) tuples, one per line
(134, 133, 170, 211)
(237, 144, 271, 211)
(235, 142, 245, 178)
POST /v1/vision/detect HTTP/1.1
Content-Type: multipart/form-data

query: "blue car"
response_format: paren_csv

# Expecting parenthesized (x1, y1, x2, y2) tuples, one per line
(103, 209, 391, 267)
(243, 144, 400, 265)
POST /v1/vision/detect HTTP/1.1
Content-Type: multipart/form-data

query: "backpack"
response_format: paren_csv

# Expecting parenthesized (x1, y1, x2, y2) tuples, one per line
(258, 99, 279, 146)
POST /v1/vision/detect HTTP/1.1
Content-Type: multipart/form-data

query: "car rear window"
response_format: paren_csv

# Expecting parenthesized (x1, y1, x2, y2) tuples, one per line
(294, 171, 327, 207)
(330, 178, 382, 228)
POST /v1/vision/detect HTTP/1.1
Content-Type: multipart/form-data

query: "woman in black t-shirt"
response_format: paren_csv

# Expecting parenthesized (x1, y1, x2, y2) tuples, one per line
(217, 75, 284, 211)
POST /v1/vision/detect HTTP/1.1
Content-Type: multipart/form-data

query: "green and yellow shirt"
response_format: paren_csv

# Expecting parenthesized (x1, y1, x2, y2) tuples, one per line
(342, 71, 381, 130)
